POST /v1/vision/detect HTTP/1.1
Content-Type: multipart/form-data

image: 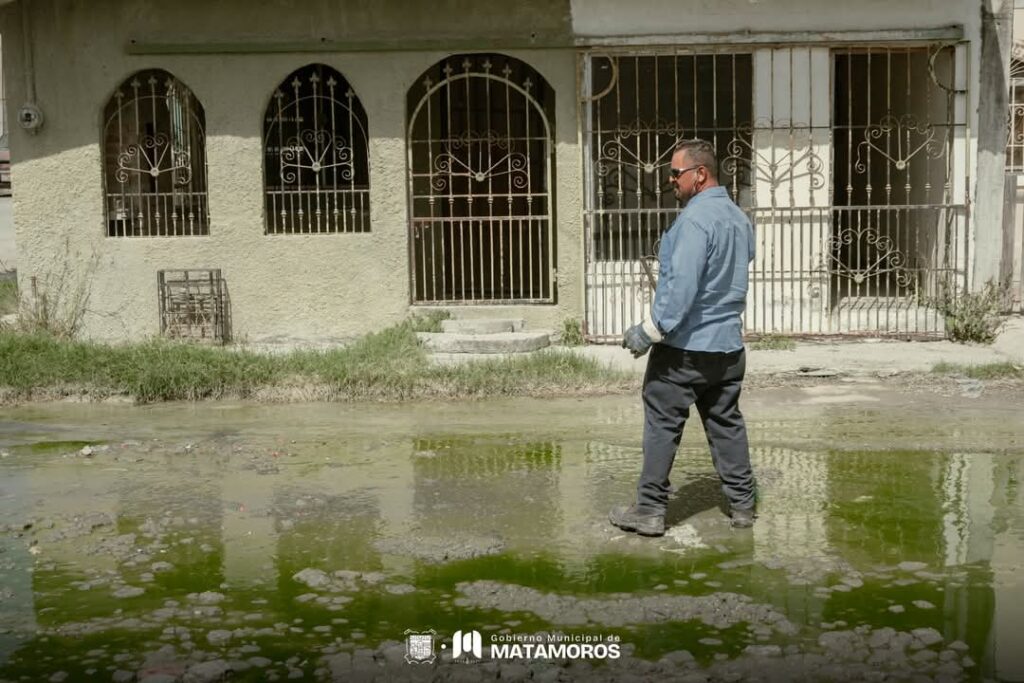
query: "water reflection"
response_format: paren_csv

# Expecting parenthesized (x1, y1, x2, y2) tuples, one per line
(0, 394, 1021, 680)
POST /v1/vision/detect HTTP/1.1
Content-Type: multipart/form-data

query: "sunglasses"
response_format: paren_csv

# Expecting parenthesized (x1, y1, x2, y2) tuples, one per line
(669, 164, 703, 180)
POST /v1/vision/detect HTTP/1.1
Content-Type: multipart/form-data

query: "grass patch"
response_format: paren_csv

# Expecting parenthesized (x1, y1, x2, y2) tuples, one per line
(559, 318, 585, 346)
(408, 309, 450, 333)
(0, 279, 16, 316)
(931, 361, 1024, 380)
(749, 334, 796, 351)
(0, 318, 634, 403)
(932, 279, 1010, 344)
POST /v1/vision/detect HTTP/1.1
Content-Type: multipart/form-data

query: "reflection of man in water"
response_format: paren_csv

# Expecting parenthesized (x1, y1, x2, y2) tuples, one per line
(610, 139, 757, 537)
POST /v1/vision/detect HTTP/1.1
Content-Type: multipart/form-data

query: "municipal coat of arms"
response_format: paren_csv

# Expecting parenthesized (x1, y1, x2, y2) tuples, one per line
(404, 629, 437, 664)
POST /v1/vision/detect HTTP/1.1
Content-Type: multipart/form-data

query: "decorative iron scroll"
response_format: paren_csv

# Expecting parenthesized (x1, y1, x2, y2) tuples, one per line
(116, 133, 192, 185)
(595, 121, 689, 182)
(103, 70, 208, 236)
(432, 130, 528, 190)
(721, 123, 825, 201)
(826, 225, 913, 288)
(854, 114, 945, 173)
(280, 129, 354, 183)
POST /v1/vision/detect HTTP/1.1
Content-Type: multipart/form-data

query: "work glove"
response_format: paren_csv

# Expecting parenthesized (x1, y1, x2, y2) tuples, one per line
(622, 323, 655, 359)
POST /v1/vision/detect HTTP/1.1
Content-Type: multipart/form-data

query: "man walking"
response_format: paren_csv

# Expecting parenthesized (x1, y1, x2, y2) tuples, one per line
(609, 139, 756, 536)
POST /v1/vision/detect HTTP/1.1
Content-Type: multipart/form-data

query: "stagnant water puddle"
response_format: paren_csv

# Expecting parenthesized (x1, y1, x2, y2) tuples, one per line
(0, 385, 1022, 681)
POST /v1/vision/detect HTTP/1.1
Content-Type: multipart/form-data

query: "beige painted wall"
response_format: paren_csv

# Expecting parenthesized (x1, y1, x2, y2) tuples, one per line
(570, 0, 975, 36)
(0, 0, 1000, 342)
(0, 0, 580, 343)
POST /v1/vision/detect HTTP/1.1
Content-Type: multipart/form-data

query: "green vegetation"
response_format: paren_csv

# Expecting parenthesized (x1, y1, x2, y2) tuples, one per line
(560, 317, 585, 346)
(933, 279, 1010, 344)
(749, 334, 796, 351)
(931, 361, 1024, 380)
(0, 318, 633, 404)
(408, 309, 450, 333)
(0, 279, 16, 316)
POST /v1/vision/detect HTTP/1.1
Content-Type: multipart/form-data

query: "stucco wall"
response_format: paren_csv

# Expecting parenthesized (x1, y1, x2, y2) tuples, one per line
(570, 0, 974, 37)
(0, 0, 581, 342)
(0, 0, 1002, 342)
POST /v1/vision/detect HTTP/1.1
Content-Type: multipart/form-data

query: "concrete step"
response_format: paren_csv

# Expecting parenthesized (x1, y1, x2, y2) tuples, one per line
(417, 331, 551, 354)
(440, 318, 525, 335)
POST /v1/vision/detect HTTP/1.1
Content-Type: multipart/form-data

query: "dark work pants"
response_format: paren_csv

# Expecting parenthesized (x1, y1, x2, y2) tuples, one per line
(637, 345, 755, 513)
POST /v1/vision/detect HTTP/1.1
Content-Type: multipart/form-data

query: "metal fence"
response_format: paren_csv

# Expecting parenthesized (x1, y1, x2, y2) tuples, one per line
(1005, 57, 1024, 312)
(581, 44, 970, 341)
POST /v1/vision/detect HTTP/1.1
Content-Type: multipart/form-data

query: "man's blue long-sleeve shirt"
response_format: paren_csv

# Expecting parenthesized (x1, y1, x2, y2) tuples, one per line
(647, 186, 754, 353)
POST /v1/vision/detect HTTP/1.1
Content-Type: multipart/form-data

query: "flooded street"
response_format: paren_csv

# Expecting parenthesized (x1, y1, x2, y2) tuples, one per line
(1, 383, 1022, 682)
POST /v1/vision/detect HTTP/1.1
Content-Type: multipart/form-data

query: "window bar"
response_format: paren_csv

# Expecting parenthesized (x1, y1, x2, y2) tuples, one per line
(273, 91, 285, 234)
(116, 90, 126, 237)
(461, 62, 472, 301)
(616, 57, 626, 332)
(329, 76, 339, 233)
(166, 82, 175, 236)
(524, 79, 533, 300)
(133, 80, 144, 237)
(442, 65, 454, 301)
(843, 52, 854, 334)
(309, 73, 322, 234)
(173, 84, 183, 236)
(787, 49, 798, 332)
(423, 78, 434, 302)
(595, 60, 602, 330)
(766, 49, 775, 333)
(803, 48, 812, 332)
(289, 78, 301, 235)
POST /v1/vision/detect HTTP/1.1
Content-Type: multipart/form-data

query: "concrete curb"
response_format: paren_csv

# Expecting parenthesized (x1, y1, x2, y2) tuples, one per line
(569, 316, 1024, 378)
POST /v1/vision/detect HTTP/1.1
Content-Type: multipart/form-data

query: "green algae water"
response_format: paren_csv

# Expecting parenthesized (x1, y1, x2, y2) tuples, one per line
(0, 387, 1021, 681)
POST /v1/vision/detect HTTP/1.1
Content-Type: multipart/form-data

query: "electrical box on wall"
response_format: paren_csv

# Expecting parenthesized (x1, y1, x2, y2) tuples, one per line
(17, 103, 43, 133)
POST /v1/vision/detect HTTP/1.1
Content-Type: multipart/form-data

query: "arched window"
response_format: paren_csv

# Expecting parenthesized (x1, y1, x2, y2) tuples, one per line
(407, 54, 555, 303)
(263, 64, 370, 234)
(102, 70, 208, 237)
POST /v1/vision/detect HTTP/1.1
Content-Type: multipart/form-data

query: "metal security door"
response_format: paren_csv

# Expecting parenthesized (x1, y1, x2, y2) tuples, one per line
(828, 45, 970, 335)
(407, 55, 555, 304)
(581, 44, 969, 340)
(580, 52, 753, 341)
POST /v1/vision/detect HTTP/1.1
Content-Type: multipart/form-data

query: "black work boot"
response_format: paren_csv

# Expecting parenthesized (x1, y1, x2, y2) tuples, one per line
(609, 504, 665, 537)
(729, 507, 755, 529)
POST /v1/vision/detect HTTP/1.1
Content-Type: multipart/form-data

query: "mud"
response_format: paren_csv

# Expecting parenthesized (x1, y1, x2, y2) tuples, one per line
(0, 384, 1023, 681)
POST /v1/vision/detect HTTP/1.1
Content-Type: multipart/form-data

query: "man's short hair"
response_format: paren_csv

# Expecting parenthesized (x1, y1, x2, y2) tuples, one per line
(674, 139, 718, 179)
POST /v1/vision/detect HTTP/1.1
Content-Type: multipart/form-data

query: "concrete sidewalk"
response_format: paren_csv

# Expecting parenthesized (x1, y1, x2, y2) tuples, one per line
(576, 316, 1024, 378)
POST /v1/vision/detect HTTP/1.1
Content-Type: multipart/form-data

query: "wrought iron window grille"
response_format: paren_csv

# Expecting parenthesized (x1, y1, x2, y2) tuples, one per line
(103, 70, 209, 237)
(263, 64, 370, 234)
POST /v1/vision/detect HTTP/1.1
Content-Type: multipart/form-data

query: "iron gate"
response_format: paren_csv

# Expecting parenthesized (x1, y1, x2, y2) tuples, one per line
(581, 44, 970, 341)
(1005, 54, 1024, 312)
(407, 54, 556, 304)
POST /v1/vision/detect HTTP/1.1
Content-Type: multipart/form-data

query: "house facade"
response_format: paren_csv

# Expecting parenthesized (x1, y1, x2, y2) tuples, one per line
(0, 0, 1015, 343)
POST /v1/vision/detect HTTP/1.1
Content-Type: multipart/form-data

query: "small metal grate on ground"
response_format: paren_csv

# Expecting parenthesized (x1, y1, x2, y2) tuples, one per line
(157, 269, 228, 343)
